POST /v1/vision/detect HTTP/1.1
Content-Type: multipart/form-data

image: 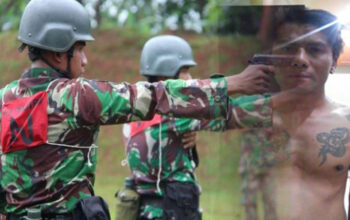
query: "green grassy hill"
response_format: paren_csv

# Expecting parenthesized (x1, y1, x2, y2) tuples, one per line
(0, 29, 264, 220)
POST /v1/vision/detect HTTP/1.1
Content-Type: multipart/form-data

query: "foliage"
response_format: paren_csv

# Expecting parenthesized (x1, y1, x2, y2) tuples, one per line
(0, 0, 28, 32)
(204, 0, 267, 35)
(0, 0, 208, 34)
(0, 0, 275, 36)
(96, 0, 207, 33)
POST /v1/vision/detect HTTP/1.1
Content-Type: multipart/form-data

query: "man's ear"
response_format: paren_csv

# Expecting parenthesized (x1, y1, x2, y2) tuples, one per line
(53, 52, 65, 63)
(330, 60, 337, 74)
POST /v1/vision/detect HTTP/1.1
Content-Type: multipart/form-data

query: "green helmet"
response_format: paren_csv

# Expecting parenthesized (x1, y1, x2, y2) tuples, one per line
(18, 0, 94, 52)
(140, 35, 197, 77)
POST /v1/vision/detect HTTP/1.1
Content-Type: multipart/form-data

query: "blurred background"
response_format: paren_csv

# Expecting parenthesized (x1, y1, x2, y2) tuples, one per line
(1, 0, 350, 219)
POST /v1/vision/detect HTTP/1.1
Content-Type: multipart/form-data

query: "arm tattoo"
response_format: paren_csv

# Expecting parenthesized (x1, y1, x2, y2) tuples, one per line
(317, 127, 349, 166)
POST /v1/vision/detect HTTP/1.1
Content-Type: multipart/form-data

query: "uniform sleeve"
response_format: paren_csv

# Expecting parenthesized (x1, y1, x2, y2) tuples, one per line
(171, 94, 273, 134)
(226, 94, 272, 129)
(48, 77, 228, 125)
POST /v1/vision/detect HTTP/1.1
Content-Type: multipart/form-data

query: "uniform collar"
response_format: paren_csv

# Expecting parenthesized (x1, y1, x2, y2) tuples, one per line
(22, 67, 67, 79)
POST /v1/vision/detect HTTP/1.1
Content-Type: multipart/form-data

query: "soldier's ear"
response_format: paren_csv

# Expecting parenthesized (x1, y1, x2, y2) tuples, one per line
(53, 52, 65, 63)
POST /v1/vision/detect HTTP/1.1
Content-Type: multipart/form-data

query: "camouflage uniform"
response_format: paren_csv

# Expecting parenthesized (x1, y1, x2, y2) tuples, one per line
(0, 67, 231, 215)
(239, 127, 289, 220)
(123, 95, 273, 219)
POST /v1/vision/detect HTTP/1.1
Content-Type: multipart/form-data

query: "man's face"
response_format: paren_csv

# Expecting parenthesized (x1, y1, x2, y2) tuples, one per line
(273, 23, 335, 93)
(179, 66, 192, 80)
(68, 42, 88, 79)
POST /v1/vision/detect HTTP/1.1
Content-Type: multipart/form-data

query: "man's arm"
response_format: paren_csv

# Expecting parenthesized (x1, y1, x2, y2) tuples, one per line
(171, 94, 272, 134)
(50, 77, 228, 125)
(50, 64, 272, 126)
(167, 64, 275, 133)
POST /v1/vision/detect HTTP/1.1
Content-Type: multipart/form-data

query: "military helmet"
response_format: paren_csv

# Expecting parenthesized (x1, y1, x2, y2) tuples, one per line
(18, 0, 94, 52)
(140, 35, 197, 77)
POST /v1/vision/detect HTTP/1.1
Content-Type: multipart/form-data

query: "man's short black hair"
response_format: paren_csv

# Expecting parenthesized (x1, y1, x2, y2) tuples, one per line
(272, 8, 344, 61)
(146, 76, 158, 83)
(28, 46, 42, 62)
(145, 71, 180, 83)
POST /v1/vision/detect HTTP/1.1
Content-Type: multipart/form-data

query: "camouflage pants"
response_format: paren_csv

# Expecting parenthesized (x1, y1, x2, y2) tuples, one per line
(138, 204, 163, 220)
(240, 172, 277, 220)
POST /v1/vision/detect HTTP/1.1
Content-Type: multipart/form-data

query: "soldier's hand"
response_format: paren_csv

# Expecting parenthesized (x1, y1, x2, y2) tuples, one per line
(226, 64, 274, 95)
(181, 131, 197, 149)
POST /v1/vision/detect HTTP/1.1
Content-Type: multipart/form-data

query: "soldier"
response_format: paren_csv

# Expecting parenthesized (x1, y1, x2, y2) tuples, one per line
(120, 35, 276, 220)
(0, 0, 275, 219)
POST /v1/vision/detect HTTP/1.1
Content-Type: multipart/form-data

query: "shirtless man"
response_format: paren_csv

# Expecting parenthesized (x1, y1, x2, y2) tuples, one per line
(265, 8, 348, 220)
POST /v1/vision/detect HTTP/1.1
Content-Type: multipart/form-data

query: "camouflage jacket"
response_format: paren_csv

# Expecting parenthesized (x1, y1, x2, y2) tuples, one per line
(123, 95, 272, 190)
(123, 95, 272, 219)
(0, 67, 229, 215)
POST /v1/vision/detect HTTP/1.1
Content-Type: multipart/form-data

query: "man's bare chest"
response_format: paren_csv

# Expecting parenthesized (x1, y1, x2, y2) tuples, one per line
(267, 116, 350, 174)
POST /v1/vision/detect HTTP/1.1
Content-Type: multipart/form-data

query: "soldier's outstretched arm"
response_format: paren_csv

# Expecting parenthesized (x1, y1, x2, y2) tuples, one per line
(161, 65, 276, 133)
(48, 77, 228, 125)
(48, 64, 274, 127)
(171, 93, 273, 134)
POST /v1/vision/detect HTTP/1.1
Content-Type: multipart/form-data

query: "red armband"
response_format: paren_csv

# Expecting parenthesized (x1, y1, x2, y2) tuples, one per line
(1, 91, 48, 153)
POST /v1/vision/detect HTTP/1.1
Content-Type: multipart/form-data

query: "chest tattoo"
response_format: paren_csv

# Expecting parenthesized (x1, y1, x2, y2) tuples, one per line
(317, 127, 349, 166)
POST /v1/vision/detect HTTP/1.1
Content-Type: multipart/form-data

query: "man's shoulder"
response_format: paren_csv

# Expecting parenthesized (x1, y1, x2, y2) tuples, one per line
(325, 99, 350, 119)
(0, 80, 19, 94)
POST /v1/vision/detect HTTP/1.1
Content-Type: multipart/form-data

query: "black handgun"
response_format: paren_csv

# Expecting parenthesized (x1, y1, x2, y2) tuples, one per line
(248, 54, 292, 92)
(249, 54, 293, 66)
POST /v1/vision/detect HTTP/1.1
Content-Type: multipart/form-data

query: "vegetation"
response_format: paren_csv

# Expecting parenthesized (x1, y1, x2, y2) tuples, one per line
(0, 0, 268, 34)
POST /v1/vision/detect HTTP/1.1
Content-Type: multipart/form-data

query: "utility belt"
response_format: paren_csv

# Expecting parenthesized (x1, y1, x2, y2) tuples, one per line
(6, 196, 110, 220)
(161, 182, 201, 220)
(6, 212, 76, 220)
(116, 180, 201, 220)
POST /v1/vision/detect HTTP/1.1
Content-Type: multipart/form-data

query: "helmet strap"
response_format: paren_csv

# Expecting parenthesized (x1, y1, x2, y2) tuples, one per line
(65, 46, 75, 75)
(39, 55, 70, 78)
(174, 70, 180, 79)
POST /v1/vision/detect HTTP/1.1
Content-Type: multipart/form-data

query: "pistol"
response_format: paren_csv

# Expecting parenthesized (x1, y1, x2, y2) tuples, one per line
(248, 54, 289, 92)
(249, 54, 293, 66)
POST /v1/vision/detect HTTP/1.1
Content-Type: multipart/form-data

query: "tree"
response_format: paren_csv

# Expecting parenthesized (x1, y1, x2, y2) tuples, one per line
(0, 0, 27, 32)
(0, 0, 208, 33)
(94, 0, 207, 33)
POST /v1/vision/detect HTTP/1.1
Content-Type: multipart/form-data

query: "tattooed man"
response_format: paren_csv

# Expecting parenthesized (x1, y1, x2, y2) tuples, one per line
(264, 8, 349, 220)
